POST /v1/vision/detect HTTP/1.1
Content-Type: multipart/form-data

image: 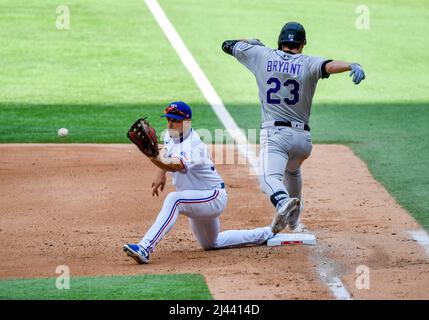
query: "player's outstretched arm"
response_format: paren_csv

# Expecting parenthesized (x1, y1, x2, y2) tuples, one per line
(325, 60, 365, 84)
(147, 148, 184, 172)
(222, 38, 265, 55)
(149, 155, 184, 173)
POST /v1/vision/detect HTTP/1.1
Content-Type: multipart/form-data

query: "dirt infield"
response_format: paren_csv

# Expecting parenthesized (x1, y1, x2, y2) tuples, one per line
(0, 144, 428, 299)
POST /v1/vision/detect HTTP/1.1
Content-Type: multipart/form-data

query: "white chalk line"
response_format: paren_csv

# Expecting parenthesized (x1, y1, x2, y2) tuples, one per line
(144, 0, 258, 175)
(145, 0, 352, 300)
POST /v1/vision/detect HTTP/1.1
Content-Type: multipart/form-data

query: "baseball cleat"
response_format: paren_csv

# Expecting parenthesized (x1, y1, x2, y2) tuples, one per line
(271, 198, 300, 234)
(288, 222, 306, 233)
(287, 201, 304, 231)
(123, 243, 150, 264)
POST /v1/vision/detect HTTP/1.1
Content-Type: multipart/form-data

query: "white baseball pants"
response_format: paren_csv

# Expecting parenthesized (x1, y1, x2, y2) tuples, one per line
(258, 126, 312, 212)
(139, 188, 273, 252)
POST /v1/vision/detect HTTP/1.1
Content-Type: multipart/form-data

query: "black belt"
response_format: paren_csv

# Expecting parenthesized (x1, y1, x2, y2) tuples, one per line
(274, 121, 310, 132)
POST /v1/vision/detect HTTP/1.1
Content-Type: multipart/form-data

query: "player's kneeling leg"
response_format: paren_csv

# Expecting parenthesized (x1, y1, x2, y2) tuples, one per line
(188, 218, 220, 250)
(139, 191, 183, 251)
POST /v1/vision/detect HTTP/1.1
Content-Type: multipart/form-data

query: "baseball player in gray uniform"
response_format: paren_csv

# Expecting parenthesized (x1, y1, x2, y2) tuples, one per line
(222, 21, 365, 233)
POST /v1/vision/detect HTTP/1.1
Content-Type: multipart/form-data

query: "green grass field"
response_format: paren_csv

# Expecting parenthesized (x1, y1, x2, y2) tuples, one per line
(0, 0, 428, 298)
(0, 274, 212, 300)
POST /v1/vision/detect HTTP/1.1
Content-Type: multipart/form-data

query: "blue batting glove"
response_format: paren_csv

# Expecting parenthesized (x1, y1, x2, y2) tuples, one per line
(349, 63, 365, 85)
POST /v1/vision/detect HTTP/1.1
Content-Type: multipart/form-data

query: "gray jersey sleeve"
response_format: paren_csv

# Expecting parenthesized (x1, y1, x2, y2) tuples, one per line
(306, 56, 328, 82)
(233, 41, 268, 74)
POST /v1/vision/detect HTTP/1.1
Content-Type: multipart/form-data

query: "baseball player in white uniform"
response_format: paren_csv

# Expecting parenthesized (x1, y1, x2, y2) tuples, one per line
(222, 22, 366, 234)
(124, 101, 288, 264)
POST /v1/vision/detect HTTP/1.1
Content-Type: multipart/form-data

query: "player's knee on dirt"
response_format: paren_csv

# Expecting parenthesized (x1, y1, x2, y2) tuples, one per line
(189, 217, 220, 250)
(195, 235, 218, 250)
(200, 241, 217, 250)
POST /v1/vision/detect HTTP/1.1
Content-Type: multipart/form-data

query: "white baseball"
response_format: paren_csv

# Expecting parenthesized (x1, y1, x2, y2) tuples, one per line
(58, 128, 69, 138)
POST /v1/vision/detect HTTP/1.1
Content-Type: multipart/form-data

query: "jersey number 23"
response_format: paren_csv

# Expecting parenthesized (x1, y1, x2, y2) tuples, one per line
(266, 77, 299, 105)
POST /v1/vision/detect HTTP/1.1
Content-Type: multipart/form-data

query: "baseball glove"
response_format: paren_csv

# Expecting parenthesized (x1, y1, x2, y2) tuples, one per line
(127, 117, 159, 157)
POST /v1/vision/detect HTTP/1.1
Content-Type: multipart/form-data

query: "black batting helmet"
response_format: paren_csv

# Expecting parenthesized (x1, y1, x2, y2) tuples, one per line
(277, 21, 306, 50)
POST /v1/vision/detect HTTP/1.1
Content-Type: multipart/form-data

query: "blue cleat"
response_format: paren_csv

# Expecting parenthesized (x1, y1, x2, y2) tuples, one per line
(123, 243, 150, 264)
